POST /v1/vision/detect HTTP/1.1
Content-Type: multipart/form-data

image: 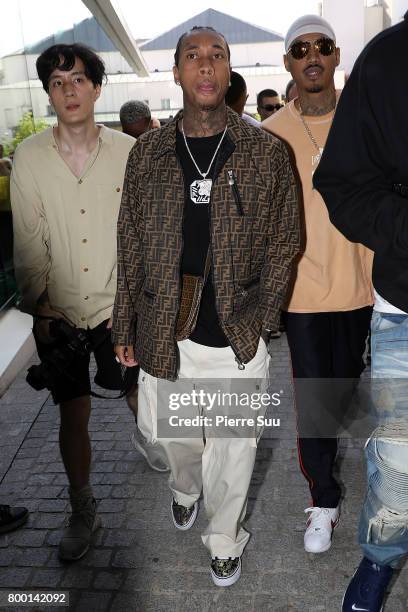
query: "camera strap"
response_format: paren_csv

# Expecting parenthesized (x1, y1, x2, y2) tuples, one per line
(32, 315, 137, 400)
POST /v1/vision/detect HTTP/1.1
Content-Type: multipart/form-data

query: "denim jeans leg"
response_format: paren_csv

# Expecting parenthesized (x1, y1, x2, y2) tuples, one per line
(359, 436, 408, 567)
(358, 311, 408, 566)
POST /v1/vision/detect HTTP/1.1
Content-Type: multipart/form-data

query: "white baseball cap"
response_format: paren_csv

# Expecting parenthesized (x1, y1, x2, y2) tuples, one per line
(285, 15, 336, 53)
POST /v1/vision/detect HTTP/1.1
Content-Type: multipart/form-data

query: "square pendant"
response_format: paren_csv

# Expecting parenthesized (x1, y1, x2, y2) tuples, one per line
(190, 179, 212, 204)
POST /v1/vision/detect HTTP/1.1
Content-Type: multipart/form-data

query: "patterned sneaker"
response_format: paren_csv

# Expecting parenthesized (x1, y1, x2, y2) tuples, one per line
(171, 498, 198, 531)
(342, 557, 393, 612)
(304, 506, 339, 553)
(211, 557, 241, 587)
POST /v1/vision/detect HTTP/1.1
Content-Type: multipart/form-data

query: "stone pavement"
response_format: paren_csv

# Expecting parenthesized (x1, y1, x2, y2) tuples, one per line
(0, 335, 407, 612)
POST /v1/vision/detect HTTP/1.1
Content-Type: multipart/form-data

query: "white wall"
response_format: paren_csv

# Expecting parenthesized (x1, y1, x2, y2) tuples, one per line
(1, 42, 284, 87)
(230, 41, 285, 68)
(0, 65, 345, 134)
(323, 0, 366, 74)
(100, 51, 134, 74)
(322, 0, 404, 73)
(142, 49, 176, 73)
(141, 41, 285, 73)
(365, 6, 384, 43)
(0, 84, 34, 138)
(0, 55, 32, 85)
(384, 0, 407, 25)
(95, 75, 181, 114)
(0, 51, 136, 86)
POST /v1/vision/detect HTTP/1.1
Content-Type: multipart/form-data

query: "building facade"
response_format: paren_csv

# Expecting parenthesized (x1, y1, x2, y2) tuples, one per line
(0, 8, 344, 139)
(1, 2, 401, 140)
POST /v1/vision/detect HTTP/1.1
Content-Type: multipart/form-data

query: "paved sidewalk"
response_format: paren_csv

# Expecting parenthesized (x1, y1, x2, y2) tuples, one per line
(0, 335, 406, 611)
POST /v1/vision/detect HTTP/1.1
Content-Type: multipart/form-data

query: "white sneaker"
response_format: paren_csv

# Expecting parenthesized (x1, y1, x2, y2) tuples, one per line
(304, 506, 339, 553)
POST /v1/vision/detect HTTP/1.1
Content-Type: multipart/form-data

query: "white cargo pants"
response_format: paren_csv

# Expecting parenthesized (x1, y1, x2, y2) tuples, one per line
(137, 338, 271, 558)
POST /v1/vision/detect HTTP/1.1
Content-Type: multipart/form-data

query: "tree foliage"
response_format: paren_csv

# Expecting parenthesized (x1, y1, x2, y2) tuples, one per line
(11, 112, 49, 150)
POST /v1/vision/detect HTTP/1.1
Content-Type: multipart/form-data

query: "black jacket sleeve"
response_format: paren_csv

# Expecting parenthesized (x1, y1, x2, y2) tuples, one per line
(313, 20, 408, 259)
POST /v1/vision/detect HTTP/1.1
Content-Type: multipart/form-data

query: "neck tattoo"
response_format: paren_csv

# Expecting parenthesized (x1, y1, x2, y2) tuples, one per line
(181, 119, 228, 204)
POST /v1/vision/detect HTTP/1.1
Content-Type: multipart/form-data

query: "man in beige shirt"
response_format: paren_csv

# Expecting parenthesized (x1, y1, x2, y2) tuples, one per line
(11, 43, 136, 562)
(263, 16, 373, 555)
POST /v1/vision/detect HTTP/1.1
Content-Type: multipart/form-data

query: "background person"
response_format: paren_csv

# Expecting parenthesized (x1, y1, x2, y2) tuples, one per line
(256, 88, 282, 121)
(263, 14, 373, 555)
(225, 70, 261, 127)
(119, 100, 160, 138)
(285, 78, 298, 103)
(314, 11, 408, 612)
(11, 43, 135, 562)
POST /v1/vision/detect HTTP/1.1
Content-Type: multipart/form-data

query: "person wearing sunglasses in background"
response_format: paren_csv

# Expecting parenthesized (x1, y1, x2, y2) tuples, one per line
(256, 89, 283, 121)
(225, 70, 261, 127)
(263, 15, 373, 555)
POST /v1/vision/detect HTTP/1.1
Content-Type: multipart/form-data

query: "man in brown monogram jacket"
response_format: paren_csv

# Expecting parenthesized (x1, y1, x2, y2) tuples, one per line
(112, 26, 300, 586)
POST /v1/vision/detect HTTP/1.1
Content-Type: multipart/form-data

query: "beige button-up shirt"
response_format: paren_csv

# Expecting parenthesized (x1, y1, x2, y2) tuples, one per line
(11, 126, 134, 328)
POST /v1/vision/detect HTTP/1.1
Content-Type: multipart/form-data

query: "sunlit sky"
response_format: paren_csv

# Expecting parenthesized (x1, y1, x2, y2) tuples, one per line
(0, 0, 319, 57)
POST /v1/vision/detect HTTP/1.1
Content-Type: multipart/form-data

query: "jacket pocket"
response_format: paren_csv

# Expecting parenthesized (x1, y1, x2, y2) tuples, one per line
(228, 278, 261, 323)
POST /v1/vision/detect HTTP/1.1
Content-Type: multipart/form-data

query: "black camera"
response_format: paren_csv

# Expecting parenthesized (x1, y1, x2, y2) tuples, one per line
(27, 319, 92, 391)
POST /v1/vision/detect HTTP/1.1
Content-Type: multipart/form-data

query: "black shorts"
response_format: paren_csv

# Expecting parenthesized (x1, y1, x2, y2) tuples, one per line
(33, 318, 124, 404)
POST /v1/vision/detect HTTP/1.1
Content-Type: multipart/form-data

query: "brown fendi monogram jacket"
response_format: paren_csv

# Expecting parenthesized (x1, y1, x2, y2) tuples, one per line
(112, 107, 300, 380)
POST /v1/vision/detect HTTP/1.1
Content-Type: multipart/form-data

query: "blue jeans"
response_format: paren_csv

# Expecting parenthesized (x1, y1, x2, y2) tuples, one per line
(358, 311, 408, 567)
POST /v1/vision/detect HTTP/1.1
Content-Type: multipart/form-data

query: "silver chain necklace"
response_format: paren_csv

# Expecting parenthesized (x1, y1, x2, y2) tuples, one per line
(299, 103, 336, 163)
(181, 120, 228, 205)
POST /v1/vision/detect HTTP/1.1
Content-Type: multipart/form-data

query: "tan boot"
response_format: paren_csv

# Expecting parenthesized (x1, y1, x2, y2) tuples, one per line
(58, 485, 101, 561)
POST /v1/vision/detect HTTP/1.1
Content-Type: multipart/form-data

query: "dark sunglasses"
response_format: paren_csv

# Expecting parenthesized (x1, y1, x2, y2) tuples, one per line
(260, 104, 283, 112)
(288, 37, 336, 60)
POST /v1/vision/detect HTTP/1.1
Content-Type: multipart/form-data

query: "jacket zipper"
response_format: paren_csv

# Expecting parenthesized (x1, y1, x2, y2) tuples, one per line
(211, 171, 245, 370)
(172, 153, 186, 381)
(172, 139, 245, 373)
(229, 336, 246, 370)
(228, 170, 244, 216)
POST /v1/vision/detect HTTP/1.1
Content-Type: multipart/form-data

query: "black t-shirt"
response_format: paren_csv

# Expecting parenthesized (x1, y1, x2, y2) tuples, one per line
(176, 129, 229, 347)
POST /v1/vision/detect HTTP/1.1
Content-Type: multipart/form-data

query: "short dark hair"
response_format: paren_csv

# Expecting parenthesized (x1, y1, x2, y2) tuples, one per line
(120, 100, 151, 125)
(225, 71, 246, 106)
(285, 79, 296, 101)
(174, 26, 231, 67)
(36, 43, 106, 93)
(257, 89, 279, 106)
